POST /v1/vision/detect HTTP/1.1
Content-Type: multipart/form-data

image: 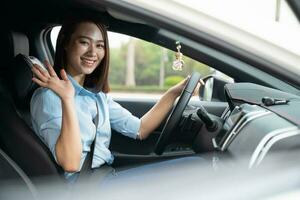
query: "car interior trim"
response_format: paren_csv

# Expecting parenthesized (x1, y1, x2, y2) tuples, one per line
(249, 126, 300, 168)
(0, 149, 38, 198)
(220, 109, 272, 151)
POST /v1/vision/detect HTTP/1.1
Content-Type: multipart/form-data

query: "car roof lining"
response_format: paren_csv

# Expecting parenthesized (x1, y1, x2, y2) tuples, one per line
(287, 0, 300, 22)
(107, 8, 147, 25)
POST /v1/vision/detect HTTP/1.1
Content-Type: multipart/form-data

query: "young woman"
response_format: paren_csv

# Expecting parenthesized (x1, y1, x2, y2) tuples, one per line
(30, 16, 190, 182)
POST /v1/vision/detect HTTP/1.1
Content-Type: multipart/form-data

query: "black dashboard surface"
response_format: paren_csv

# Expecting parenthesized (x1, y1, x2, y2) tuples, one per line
(213, 83, 300, 167)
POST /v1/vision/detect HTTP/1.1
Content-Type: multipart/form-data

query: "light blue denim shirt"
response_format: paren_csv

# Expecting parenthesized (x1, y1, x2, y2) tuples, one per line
(30, 75, 141, 181)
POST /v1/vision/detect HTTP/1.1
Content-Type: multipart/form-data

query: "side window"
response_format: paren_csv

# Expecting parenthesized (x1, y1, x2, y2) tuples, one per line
(50, 27, 232, 101)
(107, 32, 215, 99)
(50, 26, 61, 49)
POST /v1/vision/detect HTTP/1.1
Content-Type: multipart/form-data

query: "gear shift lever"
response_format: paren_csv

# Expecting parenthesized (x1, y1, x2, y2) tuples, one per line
(196, 106, 218, 131)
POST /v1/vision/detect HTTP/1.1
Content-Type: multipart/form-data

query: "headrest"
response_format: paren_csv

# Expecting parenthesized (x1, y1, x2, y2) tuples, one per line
(0, 31, 29, 74)
(9, 31, 29, 57)
(12, 54, 46, 108)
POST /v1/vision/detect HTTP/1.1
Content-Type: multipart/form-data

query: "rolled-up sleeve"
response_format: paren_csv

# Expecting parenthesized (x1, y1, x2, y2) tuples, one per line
(107, 95, 141, 139)
(30, 88, 62, 162)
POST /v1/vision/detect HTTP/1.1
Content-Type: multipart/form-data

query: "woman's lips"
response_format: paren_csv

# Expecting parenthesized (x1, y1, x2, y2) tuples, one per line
(81, 57, 96, 66)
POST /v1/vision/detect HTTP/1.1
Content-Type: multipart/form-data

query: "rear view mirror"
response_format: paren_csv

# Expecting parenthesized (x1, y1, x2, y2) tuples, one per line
(199, 73, 234, 102)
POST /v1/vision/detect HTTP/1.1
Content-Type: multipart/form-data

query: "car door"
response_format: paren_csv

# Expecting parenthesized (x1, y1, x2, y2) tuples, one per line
(105, 32, 229, 160)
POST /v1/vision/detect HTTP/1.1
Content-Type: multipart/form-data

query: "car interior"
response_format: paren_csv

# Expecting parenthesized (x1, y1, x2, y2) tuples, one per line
(1, 0, 300, 197)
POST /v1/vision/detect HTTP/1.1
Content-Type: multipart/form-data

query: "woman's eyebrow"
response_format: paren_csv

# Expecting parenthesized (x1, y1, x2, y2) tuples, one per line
(78, 35, 104, 43)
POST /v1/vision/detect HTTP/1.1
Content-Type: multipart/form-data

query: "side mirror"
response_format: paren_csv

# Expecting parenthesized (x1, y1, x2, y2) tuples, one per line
(199, 74, 234, 102)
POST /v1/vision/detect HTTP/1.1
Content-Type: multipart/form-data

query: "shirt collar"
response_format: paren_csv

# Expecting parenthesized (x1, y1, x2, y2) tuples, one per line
(67, 74, 96, 96)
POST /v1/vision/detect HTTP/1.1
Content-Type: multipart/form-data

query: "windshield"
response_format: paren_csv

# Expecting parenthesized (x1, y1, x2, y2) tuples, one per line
(172, 0, 300, 57)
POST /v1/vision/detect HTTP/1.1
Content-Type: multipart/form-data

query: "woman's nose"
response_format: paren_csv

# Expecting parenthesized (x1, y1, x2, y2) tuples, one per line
(88, 44, 97, 55)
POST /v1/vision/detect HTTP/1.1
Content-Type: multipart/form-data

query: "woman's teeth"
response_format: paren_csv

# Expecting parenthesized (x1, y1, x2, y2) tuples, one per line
(82, 58, 95, 65)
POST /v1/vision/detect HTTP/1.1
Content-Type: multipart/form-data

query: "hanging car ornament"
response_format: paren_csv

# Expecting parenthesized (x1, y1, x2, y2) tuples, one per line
(172, 41, 184, 71)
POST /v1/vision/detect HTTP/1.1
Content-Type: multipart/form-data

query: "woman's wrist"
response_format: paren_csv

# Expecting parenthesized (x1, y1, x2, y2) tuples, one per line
(61, 96, 75, 104)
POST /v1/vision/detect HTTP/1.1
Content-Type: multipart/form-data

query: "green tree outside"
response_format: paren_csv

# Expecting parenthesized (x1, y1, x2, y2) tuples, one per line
(109, 36, 213, 93)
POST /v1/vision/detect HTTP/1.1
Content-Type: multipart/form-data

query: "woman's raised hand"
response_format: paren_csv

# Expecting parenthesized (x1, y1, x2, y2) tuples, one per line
(168, 76, 202, 97)
(31, 61, 75, 101)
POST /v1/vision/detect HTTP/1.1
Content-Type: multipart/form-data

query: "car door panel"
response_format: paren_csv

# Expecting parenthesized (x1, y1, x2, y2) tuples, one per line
(110, 97, 228, 155)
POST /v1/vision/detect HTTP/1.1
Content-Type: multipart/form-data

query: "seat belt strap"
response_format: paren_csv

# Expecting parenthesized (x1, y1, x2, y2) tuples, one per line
(79, 101, 99, 175)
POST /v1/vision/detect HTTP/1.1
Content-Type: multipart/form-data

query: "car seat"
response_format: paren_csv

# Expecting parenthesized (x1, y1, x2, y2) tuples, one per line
(0, 31, 63, 181)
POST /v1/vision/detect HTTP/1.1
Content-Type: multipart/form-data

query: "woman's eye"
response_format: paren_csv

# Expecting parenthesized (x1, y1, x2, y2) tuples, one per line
(79, 40, 89, 45)
(96, 44, 104, 49)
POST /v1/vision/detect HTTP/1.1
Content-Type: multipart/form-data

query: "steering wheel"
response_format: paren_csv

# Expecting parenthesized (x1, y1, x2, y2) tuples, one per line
(154, 72, 201, 155)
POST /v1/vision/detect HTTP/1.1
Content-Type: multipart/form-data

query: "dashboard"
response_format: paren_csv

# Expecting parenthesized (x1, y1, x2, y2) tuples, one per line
(212, 83, 300, 167)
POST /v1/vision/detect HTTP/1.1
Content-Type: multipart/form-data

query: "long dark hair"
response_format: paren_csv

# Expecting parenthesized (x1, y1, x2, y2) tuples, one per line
(54, 15, 110, 93)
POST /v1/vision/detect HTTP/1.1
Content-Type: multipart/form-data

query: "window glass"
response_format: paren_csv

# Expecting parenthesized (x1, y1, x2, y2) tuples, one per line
(50, 28, 232, 100)
(107, 32, 217, 99)
(50, 26, 61, 49)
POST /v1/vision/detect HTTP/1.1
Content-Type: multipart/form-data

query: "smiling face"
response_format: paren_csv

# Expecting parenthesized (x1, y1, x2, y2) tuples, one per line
(64, 21, 105, 84)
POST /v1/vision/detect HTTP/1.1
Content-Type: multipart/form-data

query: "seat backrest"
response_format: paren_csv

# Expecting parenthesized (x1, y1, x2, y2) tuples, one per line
(0, 31, 29, 90)
(12, 54, 45, 126)
(0, 31, 63, 181)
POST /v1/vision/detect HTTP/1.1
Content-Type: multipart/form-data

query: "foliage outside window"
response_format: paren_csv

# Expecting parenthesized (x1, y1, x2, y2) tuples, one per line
(109, 36, 213, 94)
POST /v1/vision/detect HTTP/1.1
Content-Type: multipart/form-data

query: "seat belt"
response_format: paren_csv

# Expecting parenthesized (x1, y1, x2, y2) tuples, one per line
(79, 102, 99, 176)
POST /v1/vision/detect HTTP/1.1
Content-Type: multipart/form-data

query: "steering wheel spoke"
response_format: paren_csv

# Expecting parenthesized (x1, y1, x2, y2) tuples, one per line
(154, 72, 201, 155)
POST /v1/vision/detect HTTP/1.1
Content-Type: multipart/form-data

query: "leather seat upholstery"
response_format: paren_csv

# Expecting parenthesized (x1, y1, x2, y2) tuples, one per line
(0, 31, 63, 181)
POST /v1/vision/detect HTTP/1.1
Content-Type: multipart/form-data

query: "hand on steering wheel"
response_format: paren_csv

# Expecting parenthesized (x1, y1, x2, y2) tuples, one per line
(154, 72, 201, 155)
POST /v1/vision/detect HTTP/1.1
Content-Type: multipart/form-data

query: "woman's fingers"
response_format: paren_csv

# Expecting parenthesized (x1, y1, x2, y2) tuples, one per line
(178, 76, 189, 86)
(193, 82, 201, 96)
(32, 77, 47, 87)
(199, 79, 205, 86)
(60, 69, 69, 81)
(31, 64, 50, 82)
(36, 64, 50, 77)
(33, 64, 49, 77)
(44, 60, 57, 77)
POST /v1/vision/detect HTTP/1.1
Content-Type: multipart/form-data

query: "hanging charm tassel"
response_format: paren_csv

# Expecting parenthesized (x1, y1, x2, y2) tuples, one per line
(172, 41, 184, 71)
